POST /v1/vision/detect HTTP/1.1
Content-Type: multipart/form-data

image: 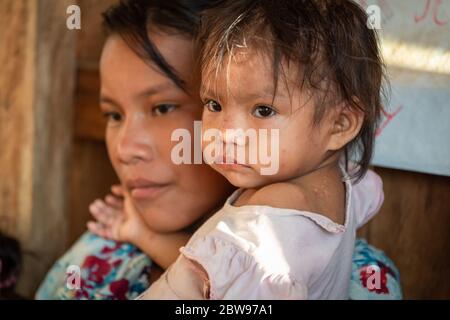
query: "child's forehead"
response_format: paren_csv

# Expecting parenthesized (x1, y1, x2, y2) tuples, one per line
(202, 45, 269, 72)
(201, 48, 301, 97)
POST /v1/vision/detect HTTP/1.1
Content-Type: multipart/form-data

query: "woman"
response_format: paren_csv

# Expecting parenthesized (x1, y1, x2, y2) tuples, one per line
(36, 0, 402, 300)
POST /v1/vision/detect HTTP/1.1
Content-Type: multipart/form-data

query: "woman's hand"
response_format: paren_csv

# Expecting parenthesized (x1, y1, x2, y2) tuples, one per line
(87, 184, 149, 245)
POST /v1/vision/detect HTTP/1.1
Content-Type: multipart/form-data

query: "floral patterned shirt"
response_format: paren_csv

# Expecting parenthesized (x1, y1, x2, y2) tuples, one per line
(35, 232, 152, 300)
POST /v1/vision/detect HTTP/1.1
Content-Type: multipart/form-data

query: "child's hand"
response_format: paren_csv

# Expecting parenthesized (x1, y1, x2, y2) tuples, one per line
(88, 185, 192, 270)
(87, 184, 149, 245)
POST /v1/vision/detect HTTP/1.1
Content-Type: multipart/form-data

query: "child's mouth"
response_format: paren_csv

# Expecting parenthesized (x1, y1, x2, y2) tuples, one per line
(213, 154, 252, 170)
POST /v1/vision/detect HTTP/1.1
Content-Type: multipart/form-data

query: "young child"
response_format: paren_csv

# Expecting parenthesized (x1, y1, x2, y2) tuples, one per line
(139, 0, 389, 299)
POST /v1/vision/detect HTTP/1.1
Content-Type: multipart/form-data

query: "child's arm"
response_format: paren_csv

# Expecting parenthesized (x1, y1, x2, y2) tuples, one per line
(87, 185, 191, 270)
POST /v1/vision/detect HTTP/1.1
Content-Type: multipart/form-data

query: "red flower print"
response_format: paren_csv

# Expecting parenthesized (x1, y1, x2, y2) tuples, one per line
(73, 278, 91, 299)
(100, 243, 122, 255)
(82, 256, 111, 284)
(112, 259, 123, 268)
(109, 279, 129, 300)
(360, 264, 391, 295)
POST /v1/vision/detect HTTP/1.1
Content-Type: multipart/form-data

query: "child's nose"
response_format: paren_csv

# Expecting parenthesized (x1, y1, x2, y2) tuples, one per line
(217, 110, 249, 142)
(220, 128, 247, 146)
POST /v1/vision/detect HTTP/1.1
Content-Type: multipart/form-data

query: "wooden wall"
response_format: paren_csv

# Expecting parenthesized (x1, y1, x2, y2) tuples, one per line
(359, 168, 450, 299)
(0, 0, 117, 298)
(0, 0, 77, 297)
(1, 0, 449, 299)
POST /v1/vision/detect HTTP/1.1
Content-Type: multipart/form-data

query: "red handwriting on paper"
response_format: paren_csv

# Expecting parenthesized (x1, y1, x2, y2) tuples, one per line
(376, 105, 404, 138)
(415, 0, 449, 26)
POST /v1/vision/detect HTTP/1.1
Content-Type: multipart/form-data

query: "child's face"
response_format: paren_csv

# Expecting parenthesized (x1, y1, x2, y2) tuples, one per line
(201, 51, 337, 189)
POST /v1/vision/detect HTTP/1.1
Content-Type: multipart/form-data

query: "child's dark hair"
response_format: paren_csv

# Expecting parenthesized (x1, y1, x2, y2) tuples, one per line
(0, 232, 22, 298)
(197, 0, 387, 180)
(102, 0, 221, 91)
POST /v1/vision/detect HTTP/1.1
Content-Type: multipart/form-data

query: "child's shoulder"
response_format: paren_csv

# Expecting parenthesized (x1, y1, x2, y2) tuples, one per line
(239, 178, 345, 225)
(243, 182, 312, 212)
(352, 168, 384, 228)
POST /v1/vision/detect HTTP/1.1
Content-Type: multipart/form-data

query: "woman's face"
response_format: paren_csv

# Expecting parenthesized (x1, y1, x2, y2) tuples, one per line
(99, 32, 233, 233)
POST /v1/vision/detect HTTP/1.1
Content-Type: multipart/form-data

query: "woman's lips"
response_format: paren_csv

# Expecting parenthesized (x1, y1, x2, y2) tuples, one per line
(130, 185, 169, 199)
(126, 179, 170, 200)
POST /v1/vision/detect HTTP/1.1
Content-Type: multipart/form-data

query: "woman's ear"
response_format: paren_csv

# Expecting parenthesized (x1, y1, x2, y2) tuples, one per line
(327, 102, 364, 151)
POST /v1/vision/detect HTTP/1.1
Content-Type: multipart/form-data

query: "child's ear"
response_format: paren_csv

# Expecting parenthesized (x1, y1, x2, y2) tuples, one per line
(327, 101, 364, 151)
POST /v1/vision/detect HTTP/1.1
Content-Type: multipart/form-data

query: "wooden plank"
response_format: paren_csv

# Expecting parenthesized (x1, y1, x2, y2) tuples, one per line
(77, 0, 117, 68)
(69, 139, 118, 246)
(0, 0, 76, 298)
(368, 167, 450, 299)
(74, 69, 107, 141)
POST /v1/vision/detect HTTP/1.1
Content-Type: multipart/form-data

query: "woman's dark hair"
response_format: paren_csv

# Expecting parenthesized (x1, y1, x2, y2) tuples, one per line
(197, 0, 387, 181)
(102, 0, 219, 90)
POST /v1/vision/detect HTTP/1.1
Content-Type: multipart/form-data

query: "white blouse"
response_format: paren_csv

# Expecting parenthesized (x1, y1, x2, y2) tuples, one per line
(138, 168, 384, 300)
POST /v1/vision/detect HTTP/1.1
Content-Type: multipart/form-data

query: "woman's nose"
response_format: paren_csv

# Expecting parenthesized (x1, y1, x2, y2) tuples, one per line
(116, 119, 154, 165)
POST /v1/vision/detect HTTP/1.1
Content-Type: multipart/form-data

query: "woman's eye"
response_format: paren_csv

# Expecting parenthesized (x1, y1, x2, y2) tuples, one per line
(205, 100, 222, 112)
(152, 104, 177, 116)
(103, 112, 122, 123)
(252, 105, 276, 118)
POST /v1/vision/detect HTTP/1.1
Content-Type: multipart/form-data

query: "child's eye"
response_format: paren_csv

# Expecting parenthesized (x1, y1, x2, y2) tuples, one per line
(103, 111, 123, 123)
(152, 104, 178, 116)
(252, 105, 276, 118)
(204, 100, 222, 112)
